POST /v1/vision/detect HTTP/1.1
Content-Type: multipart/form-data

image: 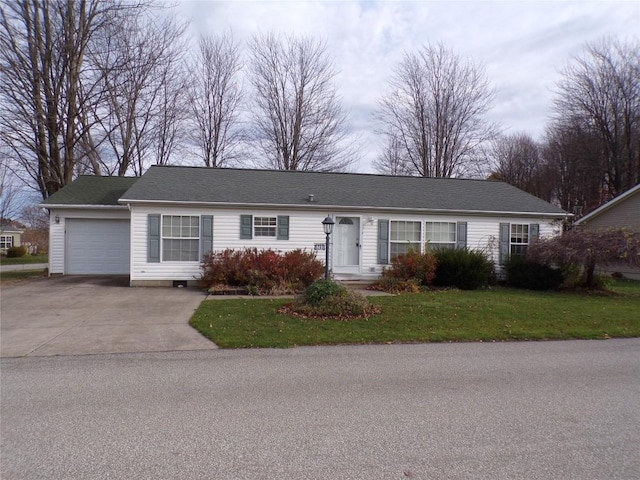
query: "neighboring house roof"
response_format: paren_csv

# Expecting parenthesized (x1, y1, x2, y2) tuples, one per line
(575, 184, 640, 227)
(42, 176, 138, 207)
(118, 166, 568, 216)
(0, 226, 23, 234)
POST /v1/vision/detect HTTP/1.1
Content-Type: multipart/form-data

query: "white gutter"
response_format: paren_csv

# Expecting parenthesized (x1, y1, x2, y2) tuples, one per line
(39, 204, 129, 210)
(119, 198, 570, 219)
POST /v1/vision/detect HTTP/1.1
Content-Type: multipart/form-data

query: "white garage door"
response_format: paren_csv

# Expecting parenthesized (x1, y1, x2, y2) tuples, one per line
(66, 219, 130, 275)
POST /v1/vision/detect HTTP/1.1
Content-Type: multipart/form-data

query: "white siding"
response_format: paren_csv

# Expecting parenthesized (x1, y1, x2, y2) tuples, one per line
(48, 208, 130, 275)
(130, 206, 332, 282)
(129, 205, 563, 282)
(464, 215, 559, 268)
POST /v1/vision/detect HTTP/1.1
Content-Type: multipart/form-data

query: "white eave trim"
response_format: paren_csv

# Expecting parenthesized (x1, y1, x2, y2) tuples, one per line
(40, 204, 129, 210)
(575, 184, 640, 225)
(118, 198, 570, 219)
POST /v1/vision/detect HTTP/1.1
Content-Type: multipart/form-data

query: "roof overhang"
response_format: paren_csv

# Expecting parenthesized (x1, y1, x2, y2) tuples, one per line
(40, 204, 129, 210)
(119, 198, 570, 219)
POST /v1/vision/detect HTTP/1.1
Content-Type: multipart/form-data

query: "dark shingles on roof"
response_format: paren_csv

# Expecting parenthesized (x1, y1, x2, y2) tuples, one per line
(43, 176, 138, 206)
(119, 166, 567, 215)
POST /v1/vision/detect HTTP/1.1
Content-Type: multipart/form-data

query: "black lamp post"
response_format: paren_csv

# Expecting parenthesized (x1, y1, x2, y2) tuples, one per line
(322, 215, 334, 280)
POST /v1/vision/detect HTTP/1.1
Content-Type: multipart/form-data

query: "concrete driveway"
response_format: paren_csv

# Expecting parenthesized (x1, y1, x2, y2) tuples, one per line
(0, 276, 217, 357)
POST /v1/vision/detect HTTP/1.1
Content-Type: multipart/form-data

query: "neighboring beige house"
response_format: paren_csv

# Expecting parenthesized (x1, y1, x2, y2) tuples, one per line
(0, 224, 24, 254)
(575, 184, 640, 279)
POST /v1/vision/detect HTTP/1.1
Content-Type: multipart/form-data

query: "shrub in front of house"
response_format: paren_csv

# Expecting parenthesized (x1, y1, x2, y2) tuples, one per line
(505, 255, 564, 290)
(281, 279, 379, 319)
(199, 248, 323, 294)
(373, 249, 437, 292)
(433, 248, 494, 290)
(302, 279, 348, 305)
(6, 246, 27, 258)
(280, 249, 326, 288)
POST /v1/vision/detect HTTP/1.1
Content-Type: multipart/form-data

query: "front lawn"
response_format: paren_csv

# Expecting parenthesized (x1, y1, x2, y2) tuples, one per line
(189, 279, 640, 348)
(0, 254, 48, 265)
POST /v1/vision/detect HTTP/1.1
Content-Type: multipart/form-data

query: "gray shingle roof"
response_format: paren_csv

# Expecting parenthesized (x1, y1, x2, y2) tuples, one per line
(119, 166, 567, 216)
(43, 176, 138, 206)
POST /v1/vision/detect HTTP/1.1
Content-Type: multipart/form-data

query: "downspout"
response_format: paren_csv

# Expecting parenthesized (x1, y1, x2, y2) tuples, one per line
(126, 203, 133, 287)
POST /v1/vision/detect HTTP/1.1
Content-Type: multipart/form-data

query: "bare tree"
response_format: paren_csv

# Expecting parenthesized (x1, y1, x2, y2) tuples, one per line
(0, 155, 26, 222)
(86, 12, 187, 176)
(377, 43, 496, 177)
(541, 118, 605, 215)
(188, 32, 243, 167)
(0, 0, 127, 198)
(553, 37, 640, 199)
(372, 136, 413, 176)
(20, 203, 49, 252)
(490, 132, 553, 201)
(151, 51, 190, 167)
(247, 33, 355, 171)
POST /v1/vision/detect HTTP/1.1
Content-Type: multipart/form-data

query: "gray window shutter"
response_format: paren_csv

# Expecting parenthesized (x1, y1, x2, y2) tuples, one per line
(529, 223, 539, 242)
(148, 214, 161, 263)
(499, 223, 510, 265)
(277, 215, 289, 240)
(240, 215, 252, 239)
(456, 222, 467, 249)
(378, 219, 389, 264)
(201, 215, 213, 261)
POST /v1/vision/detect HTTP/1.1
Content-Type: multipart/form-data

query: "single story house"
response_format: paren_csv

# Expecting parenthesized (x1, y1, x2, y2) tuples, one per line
(42, 166, 570, 286)
(0, 223, 24, 254)
(575, 184, 640, 279)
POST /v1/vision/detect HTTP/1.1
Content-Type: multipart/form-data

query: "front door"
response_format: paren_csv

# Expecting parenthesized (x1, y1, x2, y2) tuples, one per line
(333, 217, 360, 274)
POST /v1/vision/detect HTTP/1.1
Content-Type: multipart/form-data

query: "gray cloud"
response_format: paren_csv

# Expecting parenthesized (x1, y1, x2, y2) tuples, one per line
(178, 0, 639, 173)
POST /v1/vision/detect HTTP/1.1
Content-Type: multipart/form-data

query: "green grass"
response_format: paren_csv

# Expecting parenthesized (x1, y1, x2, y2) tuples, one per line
(0, 254, 48, 265)
(0, 269, 48, 283)
(189, 279, 640, 348)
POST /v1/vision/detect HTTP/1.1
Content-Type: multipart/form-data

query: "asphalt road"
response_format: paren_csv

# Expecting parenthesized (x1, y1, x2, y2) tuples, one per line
(2, 340, 639, 480)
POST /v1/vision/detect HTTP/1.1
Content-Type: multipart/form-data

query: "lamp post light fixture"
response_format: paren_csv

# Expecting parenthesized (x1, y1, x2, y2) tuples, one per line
(322, 215, 334, 280)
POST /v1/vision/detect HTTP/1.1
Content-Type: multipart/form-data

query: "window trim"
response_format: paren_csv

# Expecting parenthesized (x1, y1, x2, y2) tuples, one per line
(0, 235, 14, 249)
(253, 216, 277, 237)
(509, 223, 530, 257)
(389, 220, 422, 260)
(161, 215, 200, 262)
(240, 215, 290, 240)
(425, 221, 457, 250)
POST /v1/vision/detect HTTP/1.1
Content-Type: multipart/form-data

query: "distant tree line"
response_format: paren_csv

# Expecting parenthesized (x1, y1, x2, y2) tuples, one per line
(1, 0, 638, 220)
(490, 38, 639, 214)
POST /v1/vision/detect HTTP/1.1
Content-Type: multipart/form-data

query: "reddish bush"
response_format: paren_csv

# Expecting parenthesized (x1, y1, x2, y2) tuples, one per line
(280, 249, 325, 287)
(374, 249, 437, 291)
(200, 248, 323, 294)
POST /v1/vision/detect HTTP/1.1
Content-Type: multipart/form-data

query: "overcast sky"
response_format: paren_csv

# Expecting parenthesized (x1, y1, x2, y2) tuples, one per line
(177, 0, 639, 173)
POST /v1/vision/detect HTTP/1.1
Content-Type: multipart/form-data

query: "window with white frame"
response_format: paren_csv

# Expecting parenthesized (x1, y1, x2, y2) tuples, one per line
(254, 216, 277, 237)
(425, 222, 456, 250)
(510, 224, 529, 256)
(390, 221, 421, 259)
(162, 216, 199, 261)
(0, 236, 13, 249)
